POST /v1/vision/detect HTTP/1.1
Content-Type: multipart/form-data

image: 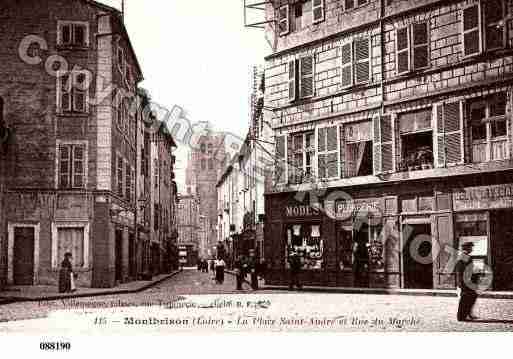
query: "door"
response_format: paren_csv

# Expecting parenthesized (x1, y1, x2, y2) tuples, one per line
(353, 224, 370, 288)
(128, 233, 136, 279)
(13, 227, 35, 285)
(403, 223, 434, 289)
(492, 210, 513, 290)
(115, 230, 123, 281)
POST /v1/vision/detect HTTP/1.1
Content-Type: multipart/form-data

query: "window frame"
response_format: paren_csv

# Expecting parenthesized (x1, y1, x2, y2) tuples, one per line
(317, 125, 340, 180)
(396, 22, 430, 75)
(312, 0, 325, 25)
(56, 141, 88, 189)
(57, 21, 90, 48)
(278, 5, 290, 36)
(51, 222, 90, 270)
(56, 70, 90, 114)
(344, 120, 374, 177)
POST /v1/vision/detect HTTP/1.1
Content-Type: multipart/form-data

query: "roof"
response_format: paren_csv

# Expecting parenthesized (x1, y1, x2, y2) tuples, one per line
(81, 0, 144, 81)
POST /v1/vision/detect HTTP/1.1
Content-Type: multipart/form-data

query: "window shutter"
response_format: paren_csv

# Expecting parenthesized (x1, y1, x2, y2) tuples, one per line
(72, 145, 85, 188)
(339, 126, 346, 178)
(59, 145, 71, 188)
(74, 24, 85, 46)
(436, 101, 464, 167)
(341, 42, 353, 88)
(373, 115, 393, 174)
(73, 72, 87, 113)
(312, 0, 325, 24)
(393, 115, 401, 171)
(484, 0, 506, 51)
(317, 127, 327, 179)
(60, 73, 72, 112)
(344, 0, 355, 11)
(396, 27, 410, 75)
(462, 3, 482, 57)
(299, 56, 314, 98)
(287, 134, 294, 184)
(62, 24, 72, 45)
(117, 155, 124, 197)
(288, 59, 297, 102)
(412, 22, 429, 70)
(278, 5, 290, 36)
(317, 127, 338, 179)
(126, 163, 131, 199)
(354, 38, 370, 85)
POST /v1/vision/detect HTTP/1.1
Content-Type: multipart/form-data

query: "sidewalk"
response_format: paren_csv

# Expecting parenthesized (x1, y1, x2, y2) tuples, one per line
(0, 270, 181, 305)
(261, 284, 513, 299)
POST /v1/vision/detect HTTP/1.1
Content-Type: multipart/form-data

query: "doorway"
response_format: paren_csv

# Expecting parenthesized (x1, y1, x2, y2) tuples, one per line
(403, 223, 434, 289)
(13, 227, 35, 285)
(115, 230, 123, 282)
(353, 223, 370, 288)
(491, 210, 513, 290)
(128, 232, 136, 280)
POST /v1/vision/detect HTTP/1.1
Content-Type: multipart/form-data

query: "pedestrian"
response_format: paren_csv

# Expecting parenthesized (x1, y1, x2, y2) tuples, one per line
(353, 239, 369, 288)
(215, 257, 226, 284)
(58, 252, 75, 293)
(234, 256, 244, 290)
(249, 255, 259, 290)
(288, 252, 302, 290)
(456, 242, 479, 322)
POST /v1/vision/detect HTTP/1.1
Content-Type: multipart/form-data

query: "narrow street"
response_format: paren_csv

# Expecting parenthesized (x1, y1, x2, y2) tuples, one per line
(1, 269, 513, 332)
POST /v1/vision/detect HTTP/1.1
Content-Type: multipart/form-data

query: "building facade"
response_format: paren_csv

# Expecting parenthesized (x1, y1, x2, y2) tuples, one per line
(176, 194, 200, 266)
(0, 0, 178, 289)
(261, 0, 513, 291)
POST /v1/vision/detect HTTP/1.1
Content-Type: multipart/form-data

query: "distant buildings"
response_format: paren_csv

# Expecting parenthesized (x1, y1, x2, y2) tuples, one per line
(0, 0, 178, 289)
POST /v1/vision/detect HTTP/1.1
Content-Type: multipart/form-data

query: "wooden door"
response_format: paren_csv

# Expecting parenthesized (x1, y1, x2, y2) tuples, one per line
(13, 227, 35, 285)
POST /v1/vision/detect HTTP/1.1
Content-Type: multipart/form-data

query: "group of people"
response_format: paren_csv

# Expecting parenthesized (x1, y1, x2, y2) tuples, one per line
(198, 257, 226, 284)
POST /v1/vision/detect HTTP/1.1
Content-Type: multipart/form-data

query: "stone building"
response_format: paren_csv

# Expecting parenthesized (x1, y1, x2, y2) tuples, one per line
(176, 194, 200, 266)
(258, 0, 513, 291)
(0, 0, 164, 289)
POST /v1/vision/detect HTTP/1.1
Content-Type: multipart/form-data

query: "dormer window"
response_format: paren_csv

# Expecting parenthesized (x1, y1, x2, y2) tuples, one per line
(57, 21, 89, 47)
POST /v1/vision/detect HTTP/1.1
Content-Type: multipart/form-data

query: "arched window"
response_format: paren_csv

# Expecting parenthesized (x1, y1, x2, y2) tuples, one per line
(200, 143, 206, 153)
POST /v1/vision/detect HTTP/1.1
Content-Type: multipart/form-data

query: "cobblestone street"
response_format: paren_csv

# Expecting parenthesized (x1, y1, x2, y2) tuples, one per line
(1, 269, 513, 332)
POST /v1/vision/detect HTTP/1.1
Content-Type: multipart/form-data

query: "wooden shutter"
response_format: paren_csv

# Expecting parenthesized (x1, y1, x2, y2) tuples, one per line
(317, 128, 327, 179)
(60, 73, 72, 112)
(396, 26, 410, 75)
(117, 155, 124, 197)
(275, 135, 286, 184)
(317, 126, 339, 179)
(61, 24, 72, 45)
(288, 59, 297, 102)
(339, 126, 346, 178)
(354, 38, 370, 85)
(412, 22, 429, 70)
(287, 134, 294, 183)
(73, 72, 87, 112)
(312, 0, 325, 24)
(344, 0, 355, 11)
(341, 42, 353, 88)
(278, 5, 290, 36)
(299, 56, 314, 98)
(373, 114, 394, 174)
(72, 145, 85, 188)
(74, 24, 85, 46)
(435, 101, 464, 167)
(432, 213, 455, 289)
(59, 145, 71, 188)
(462, 3, 482, 57)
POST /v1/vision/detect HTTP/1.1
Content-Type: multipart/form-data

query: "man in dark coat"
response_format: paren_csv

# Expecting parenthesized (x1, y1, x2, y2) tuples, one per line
(58, 252, 73, 293)
(288, 252, 302, 290)
(234, 256, 244, 290)
(456, 242, 478, 322)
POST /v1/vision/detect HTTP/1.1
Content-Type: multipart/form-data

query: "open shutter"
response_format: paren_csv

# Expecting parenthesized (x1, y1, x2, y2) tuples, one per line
(344, 0, 355, 11)
(60, 73, 72, 112)
(317, 128, 327, 179)
(59, 145, 71, 188)
(462, 3, 482, 57)
(73, 72, 87, 113)
(341, 42, 353, 88)
(312, 0, 325, 24)
(412, 22, 429, 70)
(317, 126, 339, 179)
(278, 5, 290, 36)
(288, 59, 297, 102)
(396, 26, 410, 75)
(432, 213, 455, 289)
(275, 135, 286, 184)
(436, 101, 464, 167)
(339, 126, 346, 178)
(61, 24, 72, 45)
(287, 134, 294, 183)
(72, 145, 85, 188)
(373, 115, 393, 174)
(299, 56, 314, 98)
(354, 37, 370, 85)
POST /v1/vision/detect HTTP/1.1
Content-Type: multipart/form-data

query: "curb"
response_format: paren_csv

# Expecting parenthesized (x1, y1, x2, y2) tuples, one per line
(260, 285, 513, 299)
(0, 270, 182, 305)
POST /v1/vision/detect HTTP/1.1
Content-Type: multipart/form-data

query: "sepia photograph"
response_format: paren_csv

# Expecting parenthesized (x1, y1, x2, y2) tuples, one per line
(0, 0, 513, 351)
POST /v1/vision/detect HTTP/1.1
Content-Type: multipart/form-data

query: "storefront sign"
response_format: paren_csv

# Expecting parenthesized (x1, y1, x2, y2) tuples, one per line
(285, 205, 321, 218)
(335, 198, 383, 219)
(453, 183, 513, 211)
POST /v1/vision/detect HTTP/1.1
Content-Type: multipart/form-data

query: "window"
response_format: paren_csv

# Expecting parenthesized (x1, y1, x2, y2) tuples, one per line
(288, 55, 315, 101)
(58, 143, 86, 189)
(456, 213, 489, 272)
(289, 131, 315, 184)
(318, 126, 339, 179)
(312, 0, 325, 24)
(208, 159, 214, 170)
(286, 224, 324, 270)
(467, 93, 509, 163)
(341, 37, 371, 88)
(344, 121, 373, 177)
(56, 227, 85, 268)
(154, 159, 159, 188)
(397, 109, 433, 171)
(462, 0, 506, 57)
(292, 2, 304, 32)
(201, 159, 206, 170)
(275, 135, 287, 184)
(200, 143, 206, 153)
(278, 5, 290, 36)
(343, 0, 368, 11)
(117, 155, 124, 197)
(125, 164, 133, 202)
(396, 22, 430, 75)
(58, 71, 89, 113)
(58, 21, 89, 47)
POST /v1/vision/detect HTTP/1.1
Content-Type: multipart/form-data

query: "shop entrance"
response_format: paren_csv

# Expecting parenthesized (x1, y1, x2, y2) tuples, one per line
(403, 223, 433, 289)
(115, 230, 123, 282)
(491, 210, 513, 290)
(353, 223, 370, 288)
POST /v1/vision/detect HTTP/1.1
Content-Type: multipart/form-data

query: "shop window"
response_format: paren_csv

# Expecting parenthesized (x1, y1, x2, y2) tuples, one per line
(462, 0, 506, 57)
(344, 121, 373, 177)
(289, 131, 315, 184)
(286, 224, 323, 270)
(397, 109, 433, 171)
(467, 93, 509, 163)
(455, 214, 489, 273)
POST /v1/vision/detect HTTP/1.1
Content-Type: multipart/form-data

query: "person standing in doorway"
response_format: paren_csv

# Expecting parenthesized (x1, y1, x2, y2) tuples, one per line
(353, 239, 369, 287)
(456, 242, 479, 321)
(58, 252, 75, 293)
(234, 256, 244, 290)
(288, 252, 303, 290)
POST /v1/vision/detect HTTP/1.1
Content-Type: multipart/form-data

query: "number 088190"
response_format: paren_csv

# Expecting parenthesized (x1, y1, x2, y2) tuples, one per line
(40, 342, 71, 351)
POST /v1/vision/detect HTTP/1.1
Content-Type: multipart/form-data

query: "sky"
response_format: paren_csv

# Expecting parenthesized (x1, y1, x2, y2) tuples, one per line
(99, 0, 269, 191)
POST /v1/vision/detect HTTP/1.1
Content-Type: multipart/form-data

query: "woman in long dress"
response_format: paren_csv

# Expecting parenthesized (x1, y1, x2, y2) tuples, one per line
(215, 258, 226, 284)
(58, 252, 74, 293)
